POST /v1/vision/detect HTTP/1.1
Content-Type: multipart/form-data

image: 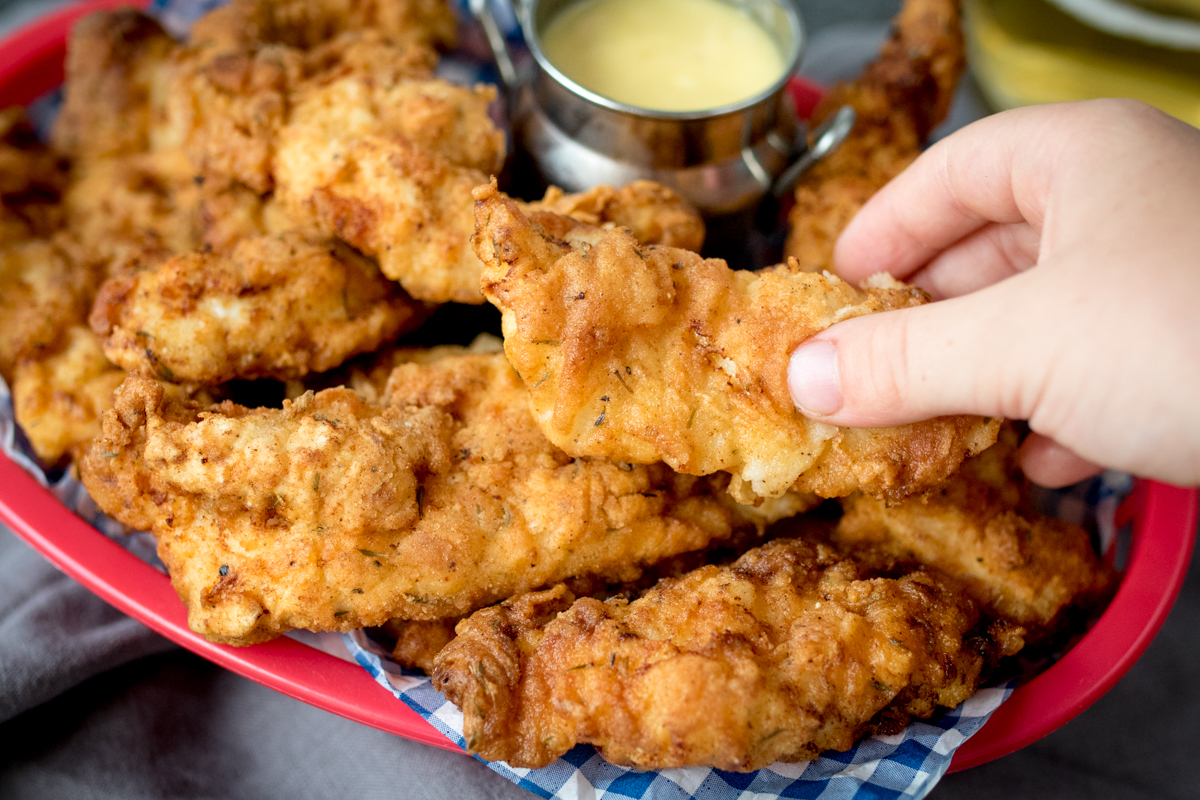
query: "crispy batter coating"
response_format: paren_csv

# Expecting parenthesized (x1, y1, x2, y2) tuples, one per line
(527, 182, 705, 253)
(165, 44, 306, 194)
(165, 32, 445, 194)
(473, 186, 998, 502)
(89, 232, 428, 384)
(189, 0, 457, 54)
(64, 152, 200, 276)
(433, 537, 1019, 771)
(298, 137, 703, 303)
(0, 109, 67, 244)
(305, 135, 487, 302)
(53, 10, 177, 163)
(834, 433, 1114, 633)
(0, 238, 98, 383)
(380, 517, 792, 676)
(277, 74, 503, 196)
(79, 352, 803, 644)
(388, 617, 460, 673)
(784, 0, 964, 273)
(11, 326, 125, 465)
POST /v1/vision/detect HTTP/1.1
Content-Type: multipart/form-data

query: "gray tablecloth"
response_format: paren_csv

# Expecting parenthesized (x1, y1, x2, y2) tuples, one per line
(2, 0, 1198, 797)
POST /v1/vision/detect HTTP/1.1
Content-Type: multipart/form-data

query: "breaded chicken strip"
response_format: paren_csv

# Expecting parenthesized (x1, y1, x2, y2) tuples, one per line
(64, 152, 204, 277)
(79, 352, 808, 645)
(0, 238, 98, 383)
(383, 483, 810, 675)
(388, 617, 461, 673)
(89, 232, 428, 384)
(474, 186, 998, 502)
(834, 431, 1114, 634)
(0, 109, 66, 244)
(784, 0, 963, 273)
(526, 182, 705, 253)
(61, 131, 275, 281)
(165, 44, 305, 195)
(189, 0, 457, 54)
(301, 139, 705, 303)
(277, 73, 504, 191)
(11, 326, 125, 465)
(433, 537, 1020, 771)
(53, 10, 177, 163)
(304, 135, 486, 302)
(166, 31, 442, 194)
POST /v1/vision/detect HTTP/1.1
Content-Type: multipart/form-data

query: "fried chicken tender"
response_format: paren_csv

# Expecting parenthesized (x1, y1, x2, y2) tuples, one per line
(170, 2, 452, 194)
(388, 617, 461, 673)
(165, 44, 306, 195)
(62, 143, 278, 285)
(11, 326, 125, 465)
(0, 238, 98, 383)
(189, 0, 457, 54)
(383, 484, 815, 674)
(433, 537, 1019, 771)
(304, 135, 486, 303)
(53, 10, 177, 163)
(278, 74, 504, 194)
(834, 432, 1114, 634)
(784, 0, 964, 273)
(79, 352, 804, 645)
(63, 152, 199, 275)
(526, 182, 706, 253)
(89, 232, 427, 384)
(473, 186, 998, 503)
(299, 136, 703, 303)
(0, 109, 66, 244)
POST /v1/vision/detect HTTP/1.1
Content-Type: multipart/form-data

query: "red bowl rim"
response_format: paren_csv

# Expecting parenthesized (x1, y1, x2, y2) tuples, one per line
(1, 0, 1196, 774)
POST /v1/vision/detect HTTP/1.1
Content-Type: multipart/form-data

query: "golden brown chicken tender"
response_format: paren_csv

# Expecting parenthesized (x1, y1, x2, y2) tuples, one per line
(473, 185, 998, 503)
(167, 21, 482, 190)
(189, 0, 457, 54)
(296, 131, 703, 303)
(526, 182, 706, 253)
(168, 0, 457, 194)
(0, 109, 66, 244)
(11, 326, 125, 465)
(0, 238, 98, 383)
(784, 0, 964, 273)
(79, 351, 805, 645)
(89, 232, 428, 384)
(53, 10, 177, 164)
(63, 152, 203, 276)
(433, 537, 1020, 771)
(276, 75, 503, 207)
(388, 617, 461, 673)
(834, 432, 1114, 634)
(305, 135, 486, 302)
(165, 44, 306, 194)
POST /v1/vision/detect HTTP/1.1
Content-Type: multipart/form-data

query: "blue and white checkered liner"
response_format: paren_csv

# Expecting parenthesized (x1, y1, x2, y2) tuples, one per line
(1, 0, 1137, 796)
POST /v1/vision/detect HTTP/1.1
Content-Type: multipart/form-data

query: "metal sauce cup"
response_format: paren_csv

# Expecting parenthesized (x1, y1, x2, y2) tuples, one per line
(477, 0, 808, 219)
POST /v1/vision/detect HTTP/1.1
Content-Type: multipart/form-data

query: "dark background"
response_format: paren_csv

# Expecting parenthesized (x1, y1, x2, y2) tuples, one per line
(1, 0, 1197, 797)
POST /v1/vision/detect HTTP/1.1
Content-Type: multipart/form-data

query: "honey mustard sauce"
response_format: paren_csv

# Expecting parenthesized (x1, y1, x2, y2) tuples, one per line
(541, 0, 786, 112)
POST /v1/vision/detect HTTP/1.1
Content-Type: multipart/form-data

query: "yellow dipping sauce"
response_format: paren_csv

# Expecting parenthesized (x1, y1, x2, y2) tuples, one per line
(541, 0, 787, 112)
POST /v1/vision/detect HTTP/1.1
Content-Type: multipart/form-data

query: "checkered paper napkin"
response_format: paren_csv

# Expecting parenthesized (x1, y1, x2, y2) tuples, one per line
(1, 0, 1135, 795)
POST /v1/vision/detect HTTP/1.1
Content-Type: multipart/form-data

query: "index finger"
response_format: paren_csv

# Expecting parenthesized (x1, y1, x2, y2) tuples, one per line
(832, 103, 1073, 284)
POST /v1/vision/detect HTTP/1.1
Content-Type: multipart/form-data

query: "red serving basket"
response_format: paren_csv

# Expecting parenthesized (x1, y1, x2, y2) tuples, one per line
(1, 0, 1196, 773)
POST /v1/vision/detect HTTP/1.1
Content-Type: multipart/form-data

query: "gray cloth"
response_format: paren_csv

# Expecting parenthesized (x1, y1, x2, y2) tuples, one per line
(0, 530, 174, 723)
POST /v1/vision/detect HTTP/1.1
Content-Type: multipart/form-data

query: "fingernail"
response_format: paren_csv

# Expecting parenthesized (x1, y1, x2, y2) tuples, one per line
(788, 339, 843, 416)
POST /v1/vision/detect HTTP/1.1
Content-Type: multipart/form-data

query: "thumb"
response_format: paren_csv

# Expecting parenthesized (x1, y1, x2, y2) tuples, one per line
(787, 272, 1049, 427)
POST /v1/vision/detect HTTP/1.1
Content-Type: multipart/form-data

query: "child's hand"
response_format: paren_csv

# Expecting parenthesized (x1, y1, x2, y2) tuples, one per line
(787, 100, 1200, 487)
